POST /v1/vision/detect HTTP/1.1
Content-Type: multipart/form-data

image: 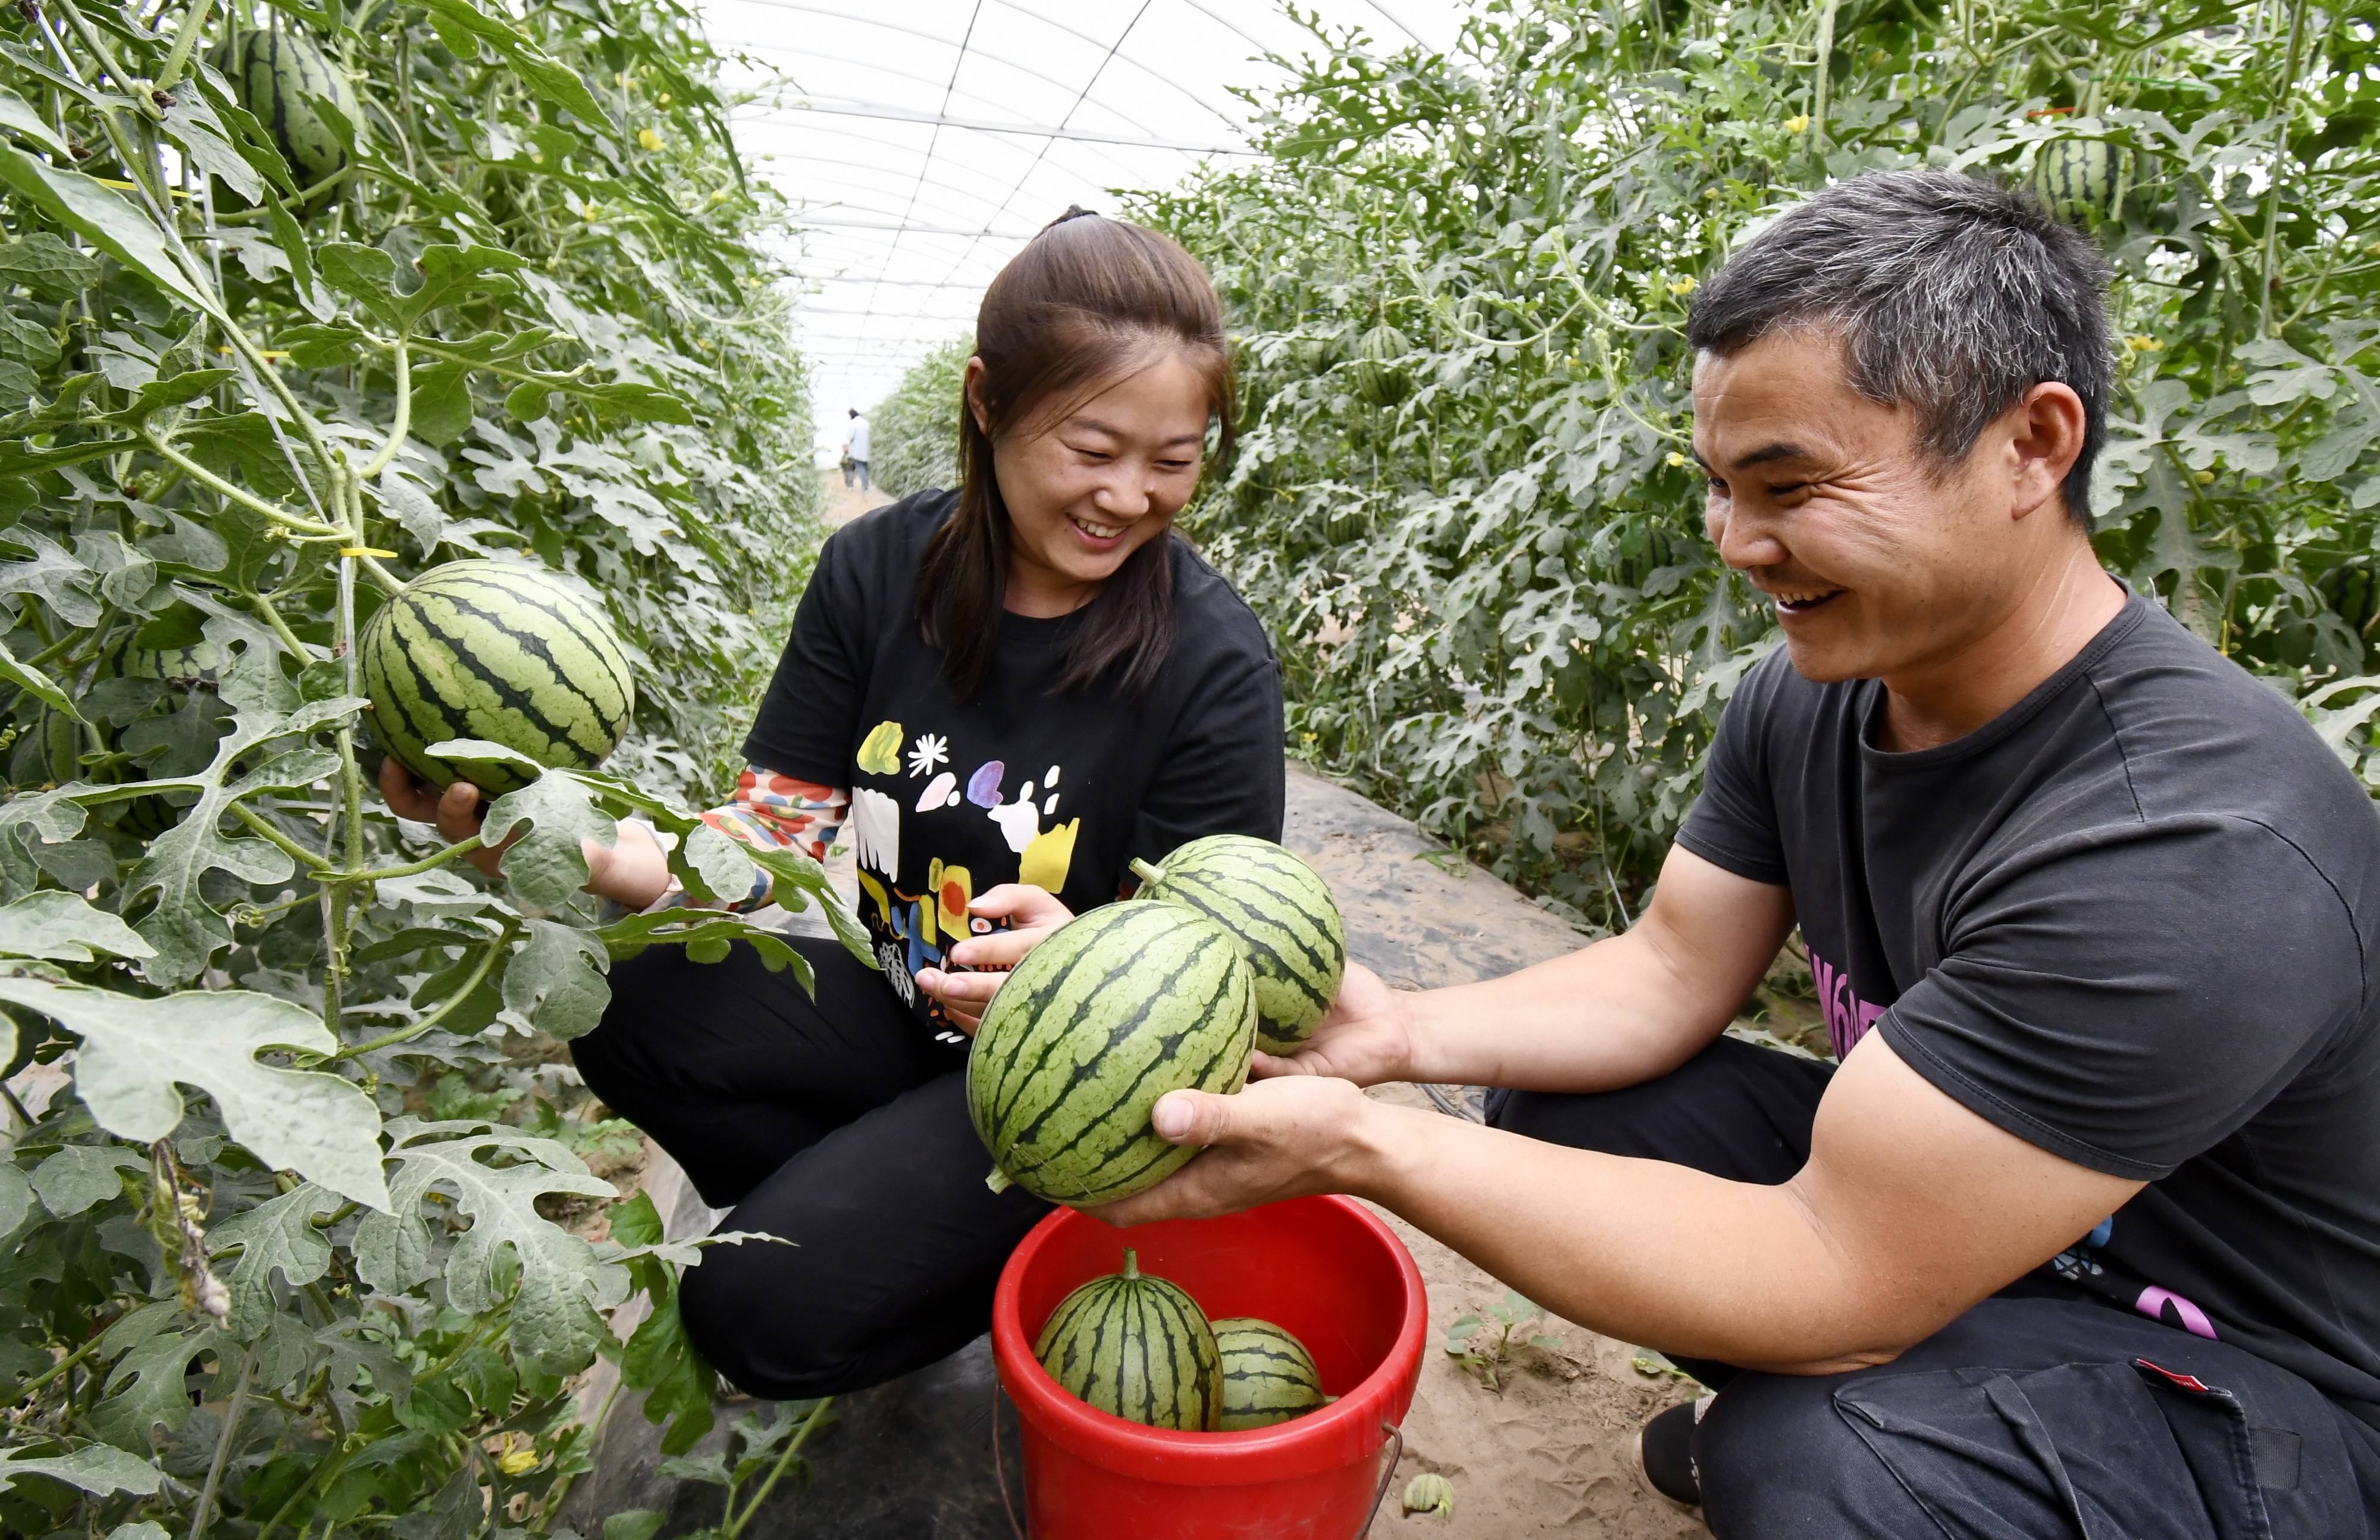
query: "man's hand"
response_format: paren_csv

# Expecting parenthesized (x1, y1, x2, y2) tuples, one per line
(915, 884, 1076, 1032)
(375, 756, 669, 908)
(1252, 962, 1414, 1086)
(1092, 1076, 1382, 1226)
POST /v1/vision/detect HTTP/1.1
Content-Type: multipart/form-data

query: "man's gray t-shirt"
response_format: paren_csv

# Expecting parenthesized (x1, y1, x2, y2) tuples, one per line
(1678, 590, 2380, 1429)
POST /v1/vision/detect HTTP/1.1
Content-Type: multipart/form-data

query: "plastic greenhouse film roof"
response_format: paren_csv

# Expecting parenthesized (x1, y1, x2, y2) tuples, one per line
(696, 0, 1467, 460)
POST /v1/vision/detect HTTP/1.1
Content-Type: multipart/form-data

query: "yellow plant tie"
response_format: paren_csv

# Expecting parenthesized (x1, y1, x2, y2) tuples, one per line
(339, 547, 399, 559)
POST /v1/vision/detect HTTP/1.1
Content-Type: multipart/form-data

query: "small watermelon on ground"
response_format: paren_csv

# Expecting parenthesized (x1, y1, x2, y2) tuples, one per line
(969, 903, 1255, 1206)
(211, 27, 361, 192)
(359, 560, 636, 797)
(1131, 834, 1346, 1055)
(1034, 1248, 1223, 1432)
(1211, 1316, 1330, 1431)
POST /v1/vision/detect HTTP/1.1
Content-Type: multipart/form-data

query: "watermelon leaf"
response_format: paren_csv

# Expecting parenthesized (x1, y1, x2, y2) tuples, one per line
(0, 890, 156, 962)
(0, 978, 392, 1212)
(498, 918, 610, 1040)
(397, 244, 527, 329)
(412, 0, 608, 127)
(0, 144, 206, 309)
(316, 242, 405, 327)
(0, 1442, 165, 1497)
(206, 1183, 340, 1337)
(473, 759, 615, 910)
(358, 1117, 624, 1373)
(0, 634, 84, 721)
(0, 83, 74, 159)
(29, 1146, 145, 1217)
(117, 699, 365, 982)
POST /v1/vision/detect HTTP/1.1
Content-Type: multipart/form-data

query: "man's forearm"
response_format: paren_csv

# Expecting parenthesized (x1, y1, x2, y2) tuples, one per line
(1402, 932, 1731, 1093)
(1345, 1100, 1905, 1374)
(1396, 846, 1796, 1095)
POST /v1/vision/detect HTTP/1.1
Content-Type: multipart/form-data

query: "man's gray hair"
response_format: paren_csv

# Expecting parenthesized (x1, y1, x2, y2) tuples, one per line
(1686, 168, 2113, 528)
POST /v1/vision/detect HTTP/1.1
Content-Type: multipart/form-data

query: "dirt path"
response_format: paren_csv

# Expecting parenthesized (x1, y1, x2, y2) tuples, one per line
(825, 475, 891, 525)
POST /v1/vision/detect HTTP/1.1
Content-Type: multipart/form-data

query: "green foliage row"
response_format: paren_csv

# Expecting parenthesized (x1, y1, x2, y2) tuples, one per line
(1123, 0, 2380, 928)
(865, 333, 969, 503)
(0, 0, 848, 1530)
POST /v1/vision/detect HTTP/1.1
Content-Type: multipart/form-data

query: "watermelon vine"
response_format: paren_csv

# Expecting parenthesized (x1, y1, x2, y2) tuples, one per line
(0, 0, 846, 1530)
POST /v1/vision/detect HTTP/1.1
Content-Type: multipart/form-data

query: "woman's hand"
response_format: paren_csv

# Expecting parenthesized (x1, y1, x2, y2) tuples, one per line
(915, 884, 1076, 1033)
(1251, 962, 1416, 1088)
(375, 757, 670, 909)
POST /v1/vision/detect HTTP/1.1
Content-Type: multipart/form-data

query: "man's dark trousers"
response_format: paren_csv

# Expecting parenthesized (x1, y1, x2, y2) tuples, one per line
(1487, 1038, 2380, 1539)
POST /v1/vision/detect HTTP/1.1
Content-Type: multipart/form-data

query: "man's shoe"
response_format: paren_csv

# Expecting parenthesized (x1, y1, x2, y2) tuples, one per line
(1639, 1394, 1714, 1506)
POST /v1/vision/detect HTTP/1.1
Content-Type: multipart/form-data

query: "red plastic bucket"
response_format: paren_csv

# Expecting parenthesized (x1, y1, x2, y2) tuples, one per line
(991, 1195, 1429, 1539)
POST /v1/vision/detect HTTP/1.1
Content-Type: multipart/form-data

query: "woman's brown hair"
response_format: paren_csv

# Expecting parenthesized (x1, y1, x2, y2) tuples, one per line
(914, 208, 1236, 700)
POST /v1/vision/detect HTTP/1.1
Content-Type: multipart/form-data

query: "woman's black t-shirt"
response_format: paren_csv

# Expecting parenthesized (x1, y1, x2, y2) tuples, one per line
(743, 490, 1286, 1035)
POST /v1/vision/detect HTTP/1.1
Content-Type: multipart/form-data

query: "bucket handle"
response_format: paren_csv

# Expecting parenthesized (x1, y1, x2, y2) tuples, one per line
(1359, 1422, 1405, 1538)
(989, 1385, 1405, 1540)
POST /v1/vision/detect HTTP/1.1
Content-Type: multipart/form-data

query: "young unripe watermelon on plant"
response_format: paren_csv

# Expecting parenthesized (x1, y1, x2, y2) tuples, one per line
(1353, 322, 1411, 407)
(211, 27, 361, 191)
(1034, 1248, 1223, 1431)
(6, 706, 82, 789)
(359, 560, 635, 797)
(1132, 834, 1346, 1055)
(970, 903, 1255, 1206)
(2319, 556, 2379, 637)
(2027, 136, 2125, 226)
(1211, 1316, 1330, 1430)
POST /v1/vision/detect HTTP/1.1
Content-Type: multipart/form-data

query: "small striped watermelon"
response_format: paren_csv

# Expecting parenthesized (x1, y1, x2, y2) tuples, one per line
(2319, 556, 2379, 638)
(1352, 322, 1411, 408)
(1034, 1248, 1223, 1431)
(2028, 136, 2125, 226)
(1131, 835, 1346, 1055)
(1212, 1316, 1329, 1431)
(970, 903, 1255, 1206)
(7, 706, 81, 788)
(359, 560, 635, 797)
(212, 27, 360, 191)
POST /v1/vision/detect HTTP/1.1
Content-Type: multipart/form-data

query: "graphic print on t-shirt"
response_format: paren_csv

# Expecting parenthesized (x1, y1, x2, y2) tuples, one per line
(846, 718, 1082, 1031)
(1809, 947, 1886, 1059)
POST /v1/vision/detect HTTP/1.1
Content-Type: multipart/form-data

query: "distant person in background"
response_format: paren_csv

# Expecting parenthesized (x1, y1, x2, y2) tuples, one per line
(844, 406, 872, 492)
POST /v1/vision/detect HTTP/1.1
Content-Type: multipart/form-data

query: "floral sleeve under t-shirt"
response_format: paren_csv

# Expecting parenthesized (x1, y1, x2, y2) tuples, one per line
(741, 491, 1286, 1037)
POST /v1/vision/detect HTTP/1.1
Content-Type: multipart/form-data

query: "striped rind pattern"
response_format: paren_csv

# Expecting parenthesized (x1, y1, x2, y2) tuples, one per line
(1137, 835, 1346, 1055)
(230, 30, 359, 187)
(967, 904, 1255, 1207)
(360, 561, 635, 796)
(1211, 1317, 1328, 1431)
(1034, 1257, 1222, 1431)
(2030, 137, 2118, 222)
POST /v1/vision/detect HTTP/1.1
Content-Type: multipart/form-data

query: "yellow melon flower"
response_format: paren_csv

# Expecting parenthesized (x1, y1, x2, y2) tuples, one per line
(1785, 114, 1811, 134)
(638, 127, 666, 151)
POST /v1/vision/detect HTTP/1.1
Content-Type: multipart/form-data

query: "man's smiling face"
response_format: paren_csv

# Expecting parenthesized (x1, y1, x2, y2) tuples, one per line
(1692, 328, 2016, 686)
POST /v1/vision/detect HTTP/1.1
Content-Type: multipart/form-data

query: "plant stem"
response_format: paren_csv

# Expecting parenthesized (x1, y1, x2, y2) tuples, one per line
(341, 835, 485, 884)
(155, 0, 220, 93)
(189, 1347, 256, 1540)
(253, 1444, 350, 1540)
(135, 430, 347, 538)
(231, 802, 336, 872)
(334, 925, 513, 1059)
(3, 1334, 104, 1406)
(2257, 0, 2310, 338)
(725, 1398, 834, 1538)
(243, 590, 309, 657)
(358, 342, 413, 480)
(1811, 0, 1842, 149)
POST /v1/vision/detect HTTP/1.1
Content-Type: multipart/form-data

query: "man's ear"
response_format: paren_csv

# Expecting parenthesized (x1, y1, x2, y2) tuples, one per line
(2007, 381, 2087, 523)
(963, 357, 992, 437)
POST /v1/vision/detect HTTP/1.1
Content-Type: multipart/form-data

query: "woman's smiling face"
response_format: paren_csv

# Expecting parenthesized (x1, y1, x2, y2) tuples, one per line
(970, 349, 1211, 618)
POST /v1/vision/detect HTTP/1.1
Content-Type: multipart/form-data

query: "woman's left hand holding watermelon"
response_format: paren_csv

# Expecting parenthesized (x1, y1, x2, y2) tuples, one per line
(915, 883, 1076, 1031)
